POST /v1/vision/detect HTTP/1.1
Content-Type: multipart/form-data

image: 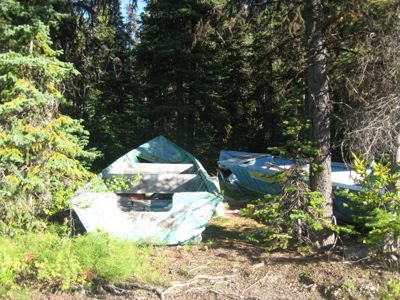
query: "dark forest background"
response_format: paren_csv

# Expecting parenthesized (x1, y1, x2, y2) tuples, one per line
(42, 0, 398, 171)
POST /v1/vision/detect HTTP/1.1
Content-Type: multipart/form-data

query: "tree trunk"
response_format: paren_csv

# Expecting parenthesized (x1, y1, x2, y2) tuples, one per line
(304, 0, 334, 248)
(391, 135, 400, 175)
(385, 135, 400, 253)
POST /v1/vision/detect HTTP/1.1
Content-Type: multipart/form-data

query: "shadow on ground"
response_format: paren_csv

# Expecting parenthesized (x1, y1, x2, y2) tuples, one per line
(201, 218, 267, 261)
(201, 214, 379, 271)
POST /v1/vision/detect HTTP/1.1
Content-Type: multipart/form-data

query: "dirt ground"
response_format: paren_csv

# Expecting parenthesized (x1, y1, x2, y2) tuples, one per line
(152, 215, 398, 300)
(32, 211, 400, 300)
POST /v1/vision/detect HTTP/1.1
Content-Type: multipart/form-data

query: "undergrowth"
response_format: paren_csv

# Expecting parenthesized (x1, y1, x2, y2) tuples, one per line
(0, 231, 158, 299)
(240, 154, 400, 259)
(240, 165, 335, 250)
(380, 279, 400, 299)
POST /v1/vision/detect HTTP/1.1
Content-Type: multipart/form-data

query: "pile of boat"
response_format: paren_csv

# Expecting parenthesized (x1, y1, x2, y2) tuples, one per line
(71, 136, 362, 245)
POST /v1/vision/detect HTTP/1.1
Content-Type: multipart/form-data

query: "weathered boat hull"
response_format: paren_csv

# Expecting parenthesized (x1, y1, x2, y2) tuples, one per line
(218, 150, 361, 223)
(218, 151, 296, 195)
(71, 136, 222, 244)
(71, 192, 220, 244)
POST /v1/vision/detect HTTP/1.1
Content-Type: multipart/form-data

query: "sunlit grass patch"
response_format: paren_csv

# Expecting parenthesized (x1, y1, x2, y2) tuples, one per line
(0, 231, 158, 298)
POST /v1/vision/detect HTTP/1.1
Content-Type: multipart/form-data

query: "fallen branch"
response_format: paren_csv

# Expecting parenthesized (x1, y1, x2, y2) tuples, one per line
(184, 285, 211, 294)
(209, 290, 242, 299)
(242, 272, 269, 294)
(342, 256, 371, 264)
(189, 263, 209, 273)
(209, 289, 263, 300)
(162, 274, 237, 299)
(196, 274, 236, 280)
(103, 284, 129, 296)
(161, 278, 199, 296)
(113, 282, 164, 299)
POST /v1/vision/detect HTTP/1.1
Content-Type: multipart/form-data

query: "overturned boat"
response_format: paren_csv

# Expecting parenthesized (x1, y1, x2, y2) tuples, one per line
(71, 136, 222, 244)
(218, 150, 362, 223)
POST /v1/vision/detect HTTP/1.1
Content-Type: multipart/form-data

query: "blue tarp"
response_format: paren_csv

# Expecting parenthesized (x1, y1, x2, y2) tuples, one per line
(218, 150, 362, 223)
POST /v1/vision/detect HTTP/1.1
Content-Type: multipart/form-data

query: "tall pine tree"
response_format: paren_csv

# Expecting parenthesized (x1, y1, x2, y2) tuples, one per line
(136, 0, 224, 166)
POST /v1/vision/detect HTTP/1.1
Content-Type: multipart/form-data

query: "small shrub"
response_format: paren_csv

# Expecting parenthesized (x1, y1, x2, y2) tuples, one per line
(341, 281, 354, 291)
(340, 155, 400, 252)
(0, 231, 157, 298)
(72, 232, 156, 284)
(35, 243, 84, 290)
(240, 165, 333, 250)
(0, 233, 83, 295)
(0, 248, 21, 297)
(178, 267, 191, 277)
(380, 279, 400, 300)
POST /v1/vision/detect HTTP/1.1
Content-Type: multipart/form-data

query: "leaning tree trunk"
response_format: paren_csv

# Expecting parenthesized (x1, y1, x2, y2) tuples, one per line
(304, 0, 334, 248)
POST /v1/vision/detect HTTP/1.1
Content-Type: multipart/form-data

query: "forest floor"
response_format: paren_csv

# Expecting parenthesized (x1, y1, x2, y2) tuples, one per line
(33, 207, 399, 300)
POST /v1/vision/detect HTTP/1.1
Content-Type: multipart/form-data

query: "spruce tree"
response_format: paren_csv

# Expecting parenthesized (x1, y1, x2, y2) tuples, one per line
(136, 0, 223, 165)
(0, 0, 97, 234)
(53, 0, 142, 168)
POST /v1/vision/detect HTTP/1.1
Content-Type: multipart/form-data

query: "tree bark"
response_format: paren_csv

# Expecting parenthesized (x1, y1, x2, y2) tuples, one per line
(304, 0, 334, 247)
(391, 135, 400, 175)
(385, 134, 400, 253)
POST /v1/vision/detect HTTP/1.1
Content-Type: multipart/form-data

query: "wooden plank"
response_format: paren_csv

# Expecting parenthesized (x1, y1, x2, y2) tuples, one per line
(125, 174, 202, 193)
(104, 163, 194, 175)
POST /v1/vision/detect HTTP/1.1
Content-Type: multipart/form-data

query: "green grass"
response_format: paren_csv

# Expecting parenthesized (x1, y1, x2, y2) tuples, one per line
(0, 231, 158, 298)
(380, 279, 400, 300)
